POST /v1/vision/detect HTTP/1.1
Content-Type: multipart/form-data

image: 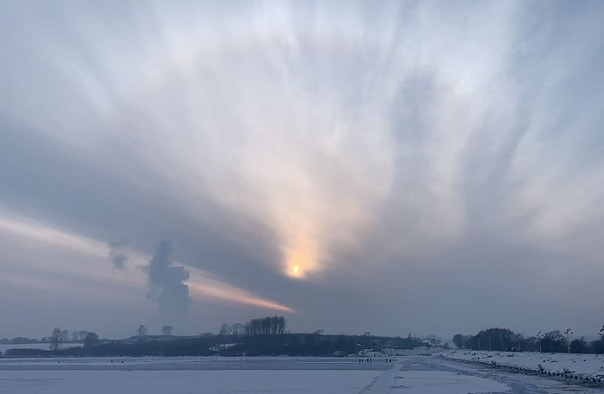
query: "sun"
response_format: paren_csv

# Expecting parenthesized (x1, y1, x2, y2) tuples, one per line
(285, 250, 315, 279)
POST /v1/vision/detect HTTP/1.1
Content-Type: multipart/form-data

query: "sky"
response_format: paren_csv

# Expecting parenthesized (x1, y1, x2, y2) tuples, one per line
(1, 0, 604, 340)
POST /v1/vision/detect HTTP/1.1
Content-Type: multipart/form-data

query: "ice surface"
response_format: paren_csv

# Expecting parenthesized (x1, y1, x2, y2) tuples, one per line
(0, 369, 381, 394)
(1, 355, 601, 393)
(390, 371, 509, 394)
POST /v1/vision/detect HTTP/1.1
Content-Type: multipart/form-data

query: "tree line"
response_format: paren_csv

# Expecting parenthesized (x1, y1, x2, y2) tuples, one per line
(2, 316, 427, 358)
(4, 332, 427, 358)
(453, 325, 604, 354)
(245, 316, 287, 336)
(1, 329, 96, 345)
(218, 316, 287, 336)
(49, 328, 100, 350)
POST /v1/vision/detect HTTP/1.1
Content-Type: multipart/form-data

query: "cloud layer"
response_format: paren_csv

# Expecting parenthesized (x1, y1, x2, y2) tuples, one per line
(1, 1, 604, 337)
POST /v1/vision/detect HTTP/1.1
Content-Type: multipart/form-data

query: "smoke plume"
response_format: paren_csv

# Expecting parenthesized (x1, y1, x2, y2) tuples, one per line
(142, 240, 191, 325)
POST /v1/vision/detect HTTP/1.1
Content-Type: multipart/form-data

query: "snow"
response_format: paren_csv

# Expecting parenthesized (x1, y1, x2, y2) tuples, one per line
(383, 347, 442, 357)
(439, 350, 604, 382)
(1, 355, 602, 393)
(0, 370, 381, 394)
(390, 371, 508, 394)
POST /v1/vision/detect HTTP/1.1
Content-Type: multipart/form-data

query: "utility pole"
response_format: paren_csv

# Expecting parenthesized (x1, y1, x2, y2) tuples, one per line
(536, 331, 542, 353)
(564, 329, 573, 354)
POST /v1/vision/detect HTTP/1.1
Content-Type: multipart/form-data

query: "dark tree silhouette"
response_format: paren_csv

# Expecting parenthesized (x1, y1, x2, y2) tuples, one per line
(49, 328, 61, 351)
(137, 325, 148, 337)
(83, 332, 100, 348)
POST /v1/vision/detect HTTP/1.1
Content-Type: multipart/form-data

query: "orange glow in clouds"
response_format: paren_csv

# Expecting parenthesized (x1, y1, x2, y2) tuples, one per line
(284, 238, 318, 279)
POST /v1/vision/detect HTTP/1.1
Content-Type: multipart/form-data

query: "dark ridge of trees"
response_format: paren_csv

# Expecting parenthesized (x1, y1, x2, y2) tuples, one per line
(2, 330, 427, 358)
(5, 336, 217, 358)
(0, 337, 40, 345)
(242, 316, 286, 336)
(0, 330, 94, 347)
(453, 326, 604, 354)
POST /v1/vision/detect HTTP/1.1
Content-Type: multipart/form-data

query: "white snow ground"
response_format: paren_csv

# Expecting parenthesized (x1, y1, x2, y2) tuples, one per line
(0, 370, 381, 394)
(391, 371, 508, 394)
(439, 350, 604, 383)
(0, 355, 602, 393)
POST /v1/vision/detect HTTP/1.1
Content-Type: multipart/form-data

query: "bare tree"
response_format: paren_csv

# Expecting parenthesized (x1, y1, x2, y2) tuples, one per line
(244, 316, 286, 336)
(162, 325, 173, 336)
(219, 323, 231, 336)
(543, 330, 564, 352)
(137, 325, 148, 337)
(49, 328, 61, 351)
(231, 323, 243, 336)
(60, 330, 70, 343)
(72, 330, 89, 342)
(261, 317, 271, 335)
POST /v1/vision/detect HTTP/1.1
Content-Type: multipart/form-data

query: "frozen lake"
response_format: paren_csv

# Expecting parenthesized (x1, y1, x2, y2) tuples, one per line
(0, 369, 381, 394)
(0, 356, 601, 393)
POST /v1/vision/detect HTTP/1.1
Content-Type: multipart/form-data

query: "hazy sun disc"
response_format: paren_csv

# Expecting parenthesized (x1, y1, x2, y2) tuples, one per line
(284, 243, 317, 279)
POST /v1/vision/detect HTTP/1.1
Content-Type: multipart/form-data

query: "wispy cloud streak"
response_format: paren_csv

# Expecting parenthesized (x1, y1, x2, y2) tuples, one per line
(1, 1, 604, 336)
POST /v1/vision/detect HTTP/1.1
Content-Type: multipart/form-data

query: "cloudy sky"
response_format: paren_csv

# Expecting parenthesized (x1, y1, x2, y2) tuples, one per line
(1, 0, 603, 340)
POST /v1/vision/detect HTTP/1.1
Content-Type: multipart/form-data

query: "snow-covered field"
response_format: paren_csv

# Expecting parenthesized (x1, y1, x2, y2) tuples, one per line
(0, 357, 386, 394)
(0, 357, 509, 394)
(389, 371, 508, 394)
(0, 355, 602, 393)
(439, 350, 604, 383)
(0, 369, 382, 394)
(0, 356, 391, 370)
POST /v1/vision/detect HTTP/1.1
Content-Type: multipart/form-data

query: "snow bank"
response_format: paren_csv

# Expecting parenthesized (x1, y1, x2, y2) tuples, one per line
(390, 370, 509, 394)
(439, 350, 604, 385)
